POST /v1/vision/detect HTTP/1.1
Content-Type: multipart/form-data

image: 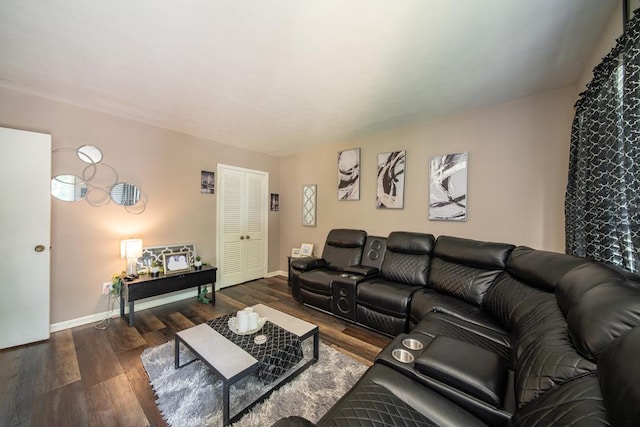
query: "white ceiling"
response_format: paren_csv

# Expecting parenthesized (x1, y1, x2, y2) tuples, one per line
(0, 1, 617, 156)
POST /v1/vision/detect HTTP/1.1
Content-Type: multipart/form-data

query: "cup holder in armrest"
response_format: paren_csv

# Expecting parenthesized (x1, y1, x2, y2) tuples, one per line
(375, 334, 431, 369)
(392, 348, 415, 363)
(402, 338, 424, 351)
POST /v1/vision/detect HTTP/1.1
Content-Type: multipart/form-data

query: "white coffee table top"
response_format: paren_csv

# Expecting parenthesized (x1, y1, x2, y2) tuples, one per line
(176, 323, 257, 379)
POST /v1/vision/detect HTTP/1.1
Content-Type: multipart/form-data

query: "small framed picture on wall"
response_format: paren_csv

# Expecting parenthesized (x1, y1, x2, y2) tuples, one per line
(201, 170, 215, 194)
(270, 193, 279, 211)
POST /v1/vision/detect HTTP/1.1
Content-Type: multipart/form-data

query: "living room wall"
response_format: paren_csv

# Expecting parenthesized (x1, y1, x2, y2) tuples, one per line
(278, 85, 576, 268)
(278, 3, 624, 272)
(0, 86, 280, 325)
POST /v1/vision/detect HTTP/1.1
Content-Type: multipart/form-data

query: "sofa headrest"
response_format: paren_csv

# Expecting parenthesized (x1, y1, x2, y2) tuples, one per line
(434, 236, 514, 269)
(506, 247, 590, 291)
(387, 231, 434, 255)
(567, 279, 640, 362)
(556, 261, 633, 316)
(325, 229, 367, 248)
(598, 327, 640, 426)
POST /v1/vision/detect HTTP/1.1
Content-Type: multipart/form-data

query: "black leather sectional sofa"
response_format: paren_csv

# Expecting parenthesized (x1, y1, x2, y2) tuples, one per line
(278, 229, 640, 426)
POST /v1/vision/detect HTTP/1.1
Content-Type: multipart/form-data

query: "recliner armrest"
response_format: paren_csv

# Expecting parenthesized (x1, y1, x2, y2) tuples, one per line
(290, 257, 327, 272)
(343, 265, 379, 277)
(414, 336, 508, 408)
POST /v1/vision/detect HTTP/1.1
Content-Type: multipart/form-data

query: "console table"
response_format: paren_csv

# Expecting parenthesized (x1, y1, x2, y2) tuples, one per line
(120, 265, 217, 327)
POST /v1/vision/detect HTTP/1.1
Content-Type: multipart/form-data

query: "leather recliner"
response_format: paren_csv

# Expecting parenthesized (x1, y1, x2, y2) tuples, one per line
(355, 231, 435, 336)
(290, 229, 367, 312)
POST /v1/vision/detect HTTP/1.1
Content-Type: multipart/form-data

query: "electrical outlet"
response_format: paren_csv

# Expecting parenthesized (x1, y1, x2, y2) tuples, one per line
(102, 282, 112, 295)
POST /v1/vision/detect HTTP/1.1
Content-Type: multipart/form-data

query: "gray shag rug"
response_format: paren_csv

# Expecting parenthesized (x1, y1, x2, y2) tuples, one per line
(141, 339, 367, 427)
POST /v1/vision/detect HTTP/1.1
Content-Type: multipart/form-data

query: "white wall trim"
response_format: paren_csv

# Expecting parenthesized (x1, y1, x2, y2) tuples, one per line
(267, 270, 287, 278)
(49, 289, 197, 333)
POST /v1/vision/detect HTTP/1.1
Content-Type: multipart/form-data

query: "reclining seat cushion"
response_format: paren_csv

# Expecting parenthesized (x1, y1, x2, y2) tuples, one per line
(317, 364, 490, 427)
(410, 288, 499, 330)
(357, 280, 423, 317)
(413, 312, 511, 363)
(428, 236, 514, 306)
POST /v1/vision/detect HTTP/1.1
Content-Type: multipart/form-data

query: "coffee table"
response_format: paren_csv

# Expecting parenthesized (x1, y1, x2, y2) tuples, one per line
(174, 304, 319, 425)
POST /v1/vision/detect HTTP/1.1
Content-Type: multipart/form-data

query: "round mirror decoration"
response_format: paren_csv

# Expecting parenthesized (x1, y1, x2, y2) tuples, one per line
(51, 145, 145, 214)
(77, 145, 103, 164)
(110, 182, 141, 206)
(51, 175, 88, 202)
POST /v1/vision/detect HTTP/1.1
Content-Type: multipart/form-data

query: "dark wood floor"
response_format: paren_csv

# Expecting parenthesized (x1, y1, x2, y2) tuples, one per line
(0, 275, 391, 427)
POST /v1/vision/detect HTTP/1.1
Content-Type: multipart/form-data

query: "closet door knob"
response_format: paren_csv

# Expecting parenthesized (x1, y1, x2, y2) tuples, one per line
(246, 235, 251, 239)
(34, 244, 46, 252)
(240, 236, 245, 240)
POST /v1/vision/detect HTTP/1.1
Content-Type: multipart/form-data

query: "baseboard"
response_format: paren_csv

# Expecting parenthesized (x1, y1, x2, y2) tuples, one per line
(267, 270, 287, 277)
(49, 289, 198, 333)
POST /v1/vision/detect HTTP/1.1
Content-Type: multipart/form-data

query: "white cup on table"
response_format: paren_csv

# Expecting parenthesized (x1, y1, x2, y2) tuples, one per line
(237, 310, 249, 333)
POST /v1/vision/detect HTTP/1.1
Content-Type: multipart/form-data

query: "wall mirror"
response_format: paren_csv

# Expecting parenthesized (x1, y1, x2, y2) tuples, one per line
(51, 175, 88, 202)
(110, 182, 141, 206)
(77, 145, 103, 164)
(52, 145, 146, 213)
(302, 184, 317, 227)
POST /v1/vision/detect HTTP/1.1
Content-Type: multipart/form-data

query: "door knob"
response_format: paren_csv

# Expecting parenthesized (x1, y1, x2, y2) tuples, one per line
(240, 236, 245, 240)
(246, 235, 250, 239)
(34, 244, 46, 252)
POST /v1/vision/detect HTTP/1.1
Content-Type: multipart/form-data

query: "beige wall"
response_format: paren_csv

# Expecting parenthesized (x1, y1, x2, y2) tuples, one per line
(278, 5, 626, 272)
(0, 86, 280, 324)
(279, 86, 577, 269)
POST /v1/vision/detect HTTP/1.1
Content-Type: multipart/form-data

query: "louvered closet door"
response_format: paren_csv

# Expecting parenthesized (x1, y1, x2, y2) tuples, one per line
(217, 164, 268, 288)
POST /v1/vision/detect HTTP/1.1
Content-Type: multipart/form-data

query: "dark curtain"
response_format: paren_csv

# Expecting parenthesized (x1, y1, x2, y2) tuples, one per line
(565, 10, 640, 272)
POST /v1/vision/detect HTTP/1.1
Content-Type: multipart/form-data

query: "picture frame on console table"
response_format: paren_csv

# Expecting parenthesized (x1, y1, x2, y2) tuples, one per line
(163, 251, 191, 273)
(300, 243, 314, 257)
(291, 248, 302, 258)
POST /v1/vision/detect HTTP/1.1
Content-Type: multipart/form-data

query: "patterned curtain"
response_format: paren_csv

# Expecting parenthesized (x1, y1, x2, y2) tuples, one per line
(565, 10, 640, 273)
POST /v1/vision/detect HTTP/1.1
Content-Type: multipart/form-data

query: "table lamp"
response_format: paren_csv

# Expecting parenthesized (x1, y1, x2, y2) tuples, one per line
(120, 238, 143, 278)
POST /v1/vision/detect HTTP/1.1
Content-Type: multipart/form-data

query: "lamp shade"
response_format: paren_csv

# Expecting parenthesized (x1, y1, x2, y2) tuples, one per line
(120, 238, 143, 260)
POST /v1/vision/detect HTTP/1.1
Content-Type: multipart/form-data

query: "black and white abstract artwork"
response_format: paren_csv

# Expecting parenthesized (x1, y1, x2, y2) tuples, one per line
(338, 148, 360, 200)
(376, 150, 405, 209)
(200, 170, 215, 194)
(429, 152, 468, 221)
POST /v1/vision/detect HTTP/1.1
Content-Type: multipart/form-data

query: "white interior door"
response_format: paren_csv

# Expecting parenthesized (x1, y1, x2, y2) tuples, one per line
(217, 164, 268, 288)
(0, 127, 51, 349)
